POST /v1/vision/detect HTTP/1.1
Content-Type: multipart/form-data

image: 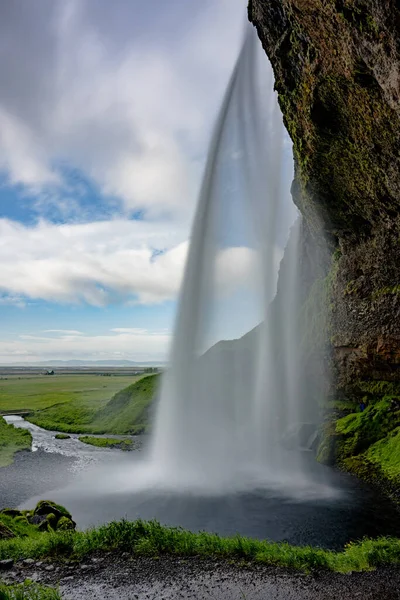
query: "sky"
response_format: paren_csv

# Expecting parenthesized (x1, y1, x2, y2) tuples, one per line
(0, 0, 295, 364)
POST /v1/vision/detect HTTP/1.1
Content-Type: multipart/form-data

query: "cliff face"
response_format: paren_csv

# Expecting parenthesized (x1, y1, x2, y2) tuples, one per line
(249, 0, 400, 404)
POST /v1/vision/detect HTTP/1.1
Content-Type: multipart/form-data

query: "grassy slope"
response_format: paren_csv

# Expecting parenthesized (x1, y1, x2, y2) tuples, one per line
(318, 397, 400, 496)
(0, 417, 32, 467)
(0, 374, 137, 413)
(20, 375, 147, 434)
(28, 374, 159, 435)
(0, 519, 400, 574)
(88, 374, 159, 434)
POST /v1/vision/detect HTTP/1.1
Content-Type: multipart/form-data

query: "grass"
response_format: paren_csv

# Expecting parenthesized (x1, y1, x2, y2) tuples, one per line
(54, 434, 70, 440)
(0, 519, 400, 574)
(0, 583, 61, 600)
(0, 374, 139, 413)
(78, 436, 134, 450)
(86, 374, 159, 434)
(13, 374, 152, 435)
(365, 427, 400, 480)
(0, 418, 32, 467)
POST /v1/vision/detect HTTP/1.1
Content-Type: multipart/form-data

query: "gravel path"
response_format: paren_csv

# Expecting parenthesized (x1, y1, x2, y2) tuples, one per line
(2, 555, 400, 599)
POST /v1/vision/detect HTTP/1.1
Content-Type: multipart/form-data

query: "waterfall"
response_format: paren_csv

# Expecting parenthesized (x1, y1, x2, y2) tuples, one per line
(150, 24, 316, 492)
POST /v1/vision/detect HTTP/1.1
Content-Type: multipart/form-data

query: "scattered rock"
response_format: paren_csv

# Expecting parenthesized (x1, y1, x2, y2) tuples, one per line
(0, 559, 14, 570)
(45, 565, 55, 572)
(23, 558, 35, 566)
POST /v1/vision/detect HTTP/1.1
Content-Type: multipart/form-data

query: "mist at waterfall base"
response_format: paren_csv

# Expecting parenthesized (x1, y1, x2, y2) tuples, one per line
(22, 25, 383, 547)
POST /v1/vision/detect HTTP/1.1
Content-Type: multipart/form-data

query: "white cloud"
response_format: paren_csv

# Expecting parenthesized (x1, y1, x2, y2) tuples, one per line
(0, 328, 171, 363)
(0, 0, 244, 217)
(0, 218, 284, 309)
(44, 330, 84, 336)
(0, 218, 188, 306)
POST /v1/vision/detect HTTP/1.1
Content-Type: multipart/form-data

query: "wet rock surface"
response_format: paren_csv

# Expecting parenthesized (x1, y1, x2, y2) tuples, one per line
(2, 555, 400, 599)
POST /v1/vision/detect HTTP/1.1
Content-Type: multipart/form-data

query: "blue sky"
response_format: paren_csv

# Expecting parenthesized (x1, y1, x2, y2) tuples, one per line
(0, 0, 295, 363)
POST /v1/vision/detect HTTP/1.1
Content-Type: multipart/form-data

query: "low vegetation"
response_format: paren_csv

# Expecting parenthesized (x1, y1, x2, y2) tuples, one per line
(317, 396, 400, 499)
(78, 436, 134, 450)
(54, 434, 70, 440)
(1, 517, 400, 574)
(22, 374, 157, 435)
(0, 583, 61, 600)
(0, 374, 137, 414)
(0, 418, 32, 467)
(28, 374, 158, 435)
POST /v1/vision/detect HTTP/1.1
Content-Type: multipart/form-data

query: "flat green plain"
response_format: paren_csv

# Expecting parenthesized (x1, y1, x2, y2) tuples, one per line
(0, 374, 140, 413)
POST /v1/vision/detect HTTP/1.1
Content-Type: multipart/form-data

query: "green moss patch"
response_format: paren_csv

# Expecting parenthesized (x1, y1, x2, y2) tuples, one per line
(0, 418, 32, 467)
(54, 434, 70, 440)
(78, 437, 134, 450)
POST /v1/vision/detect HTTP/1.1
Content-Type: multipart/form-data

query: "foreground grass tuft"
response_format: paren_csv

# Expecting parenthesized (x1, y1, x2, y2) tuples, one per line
(0, 418, 32, 467)
(1, 519, 400, 573)
(0, 583, 61, 600)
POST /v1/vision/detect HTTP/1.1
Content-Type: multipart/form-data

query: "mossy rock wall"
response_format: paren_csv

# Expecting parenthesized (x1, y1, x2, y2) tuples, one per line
(249, 0, 400, 403)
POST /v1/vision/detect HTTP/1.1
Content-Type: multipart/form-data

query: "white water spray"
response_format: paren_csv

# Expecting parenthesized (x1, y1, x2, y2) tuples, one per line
(148, 24, 319, 492)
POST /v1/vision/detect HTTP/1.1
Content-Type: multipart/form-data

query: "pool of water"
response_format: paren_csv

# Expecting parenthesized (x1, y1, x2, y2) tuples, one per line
(5, 415, 400, 550)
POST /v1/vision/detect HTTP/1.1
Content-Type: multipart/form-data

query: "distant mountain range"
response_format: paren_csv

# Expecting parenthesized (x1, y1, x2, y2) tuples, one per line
(2, 360, 164, 367)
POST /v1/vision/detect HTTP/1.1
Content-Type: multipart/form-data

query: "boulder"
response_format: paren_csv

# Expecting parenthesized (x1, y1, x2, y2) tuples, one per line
(56, 516, 76, 531)
(34, 500, 71, 520)
(1, 509, 22, 518)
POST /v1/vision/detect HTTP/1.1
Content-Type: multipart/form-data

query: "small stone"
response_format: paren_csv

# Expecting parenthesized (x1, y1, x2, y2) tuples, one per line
(80, 564, 91, 570)
(121, 552, 130, 558)
(62, 576, 74, 582)
(91, 557, 104, 563)
(45, 565, 55, 572)
(0, 559, 14, 570)
(23, 558, 35, 566)
(35, 562, 43, 567)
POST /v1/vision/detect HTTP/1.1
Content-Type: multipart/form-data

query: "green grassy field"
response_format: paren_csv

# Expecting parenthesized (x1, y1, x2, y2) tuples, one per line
(24, 374, 159, 435)
(0, 374, 138, 413)
(0, 417, 32, 467)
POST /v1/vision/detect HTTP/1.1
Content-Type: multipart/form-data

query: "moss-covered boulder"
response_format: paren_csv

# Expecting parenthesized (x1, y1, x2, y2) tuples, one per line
(34, 500, 71, 520)
(56, 516, 76, 531)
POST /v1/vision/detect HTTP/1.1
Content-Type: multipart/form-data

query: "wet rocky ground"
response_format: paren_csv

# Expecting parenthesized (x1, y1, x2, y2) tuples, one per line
(1, 554, 400, 599)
